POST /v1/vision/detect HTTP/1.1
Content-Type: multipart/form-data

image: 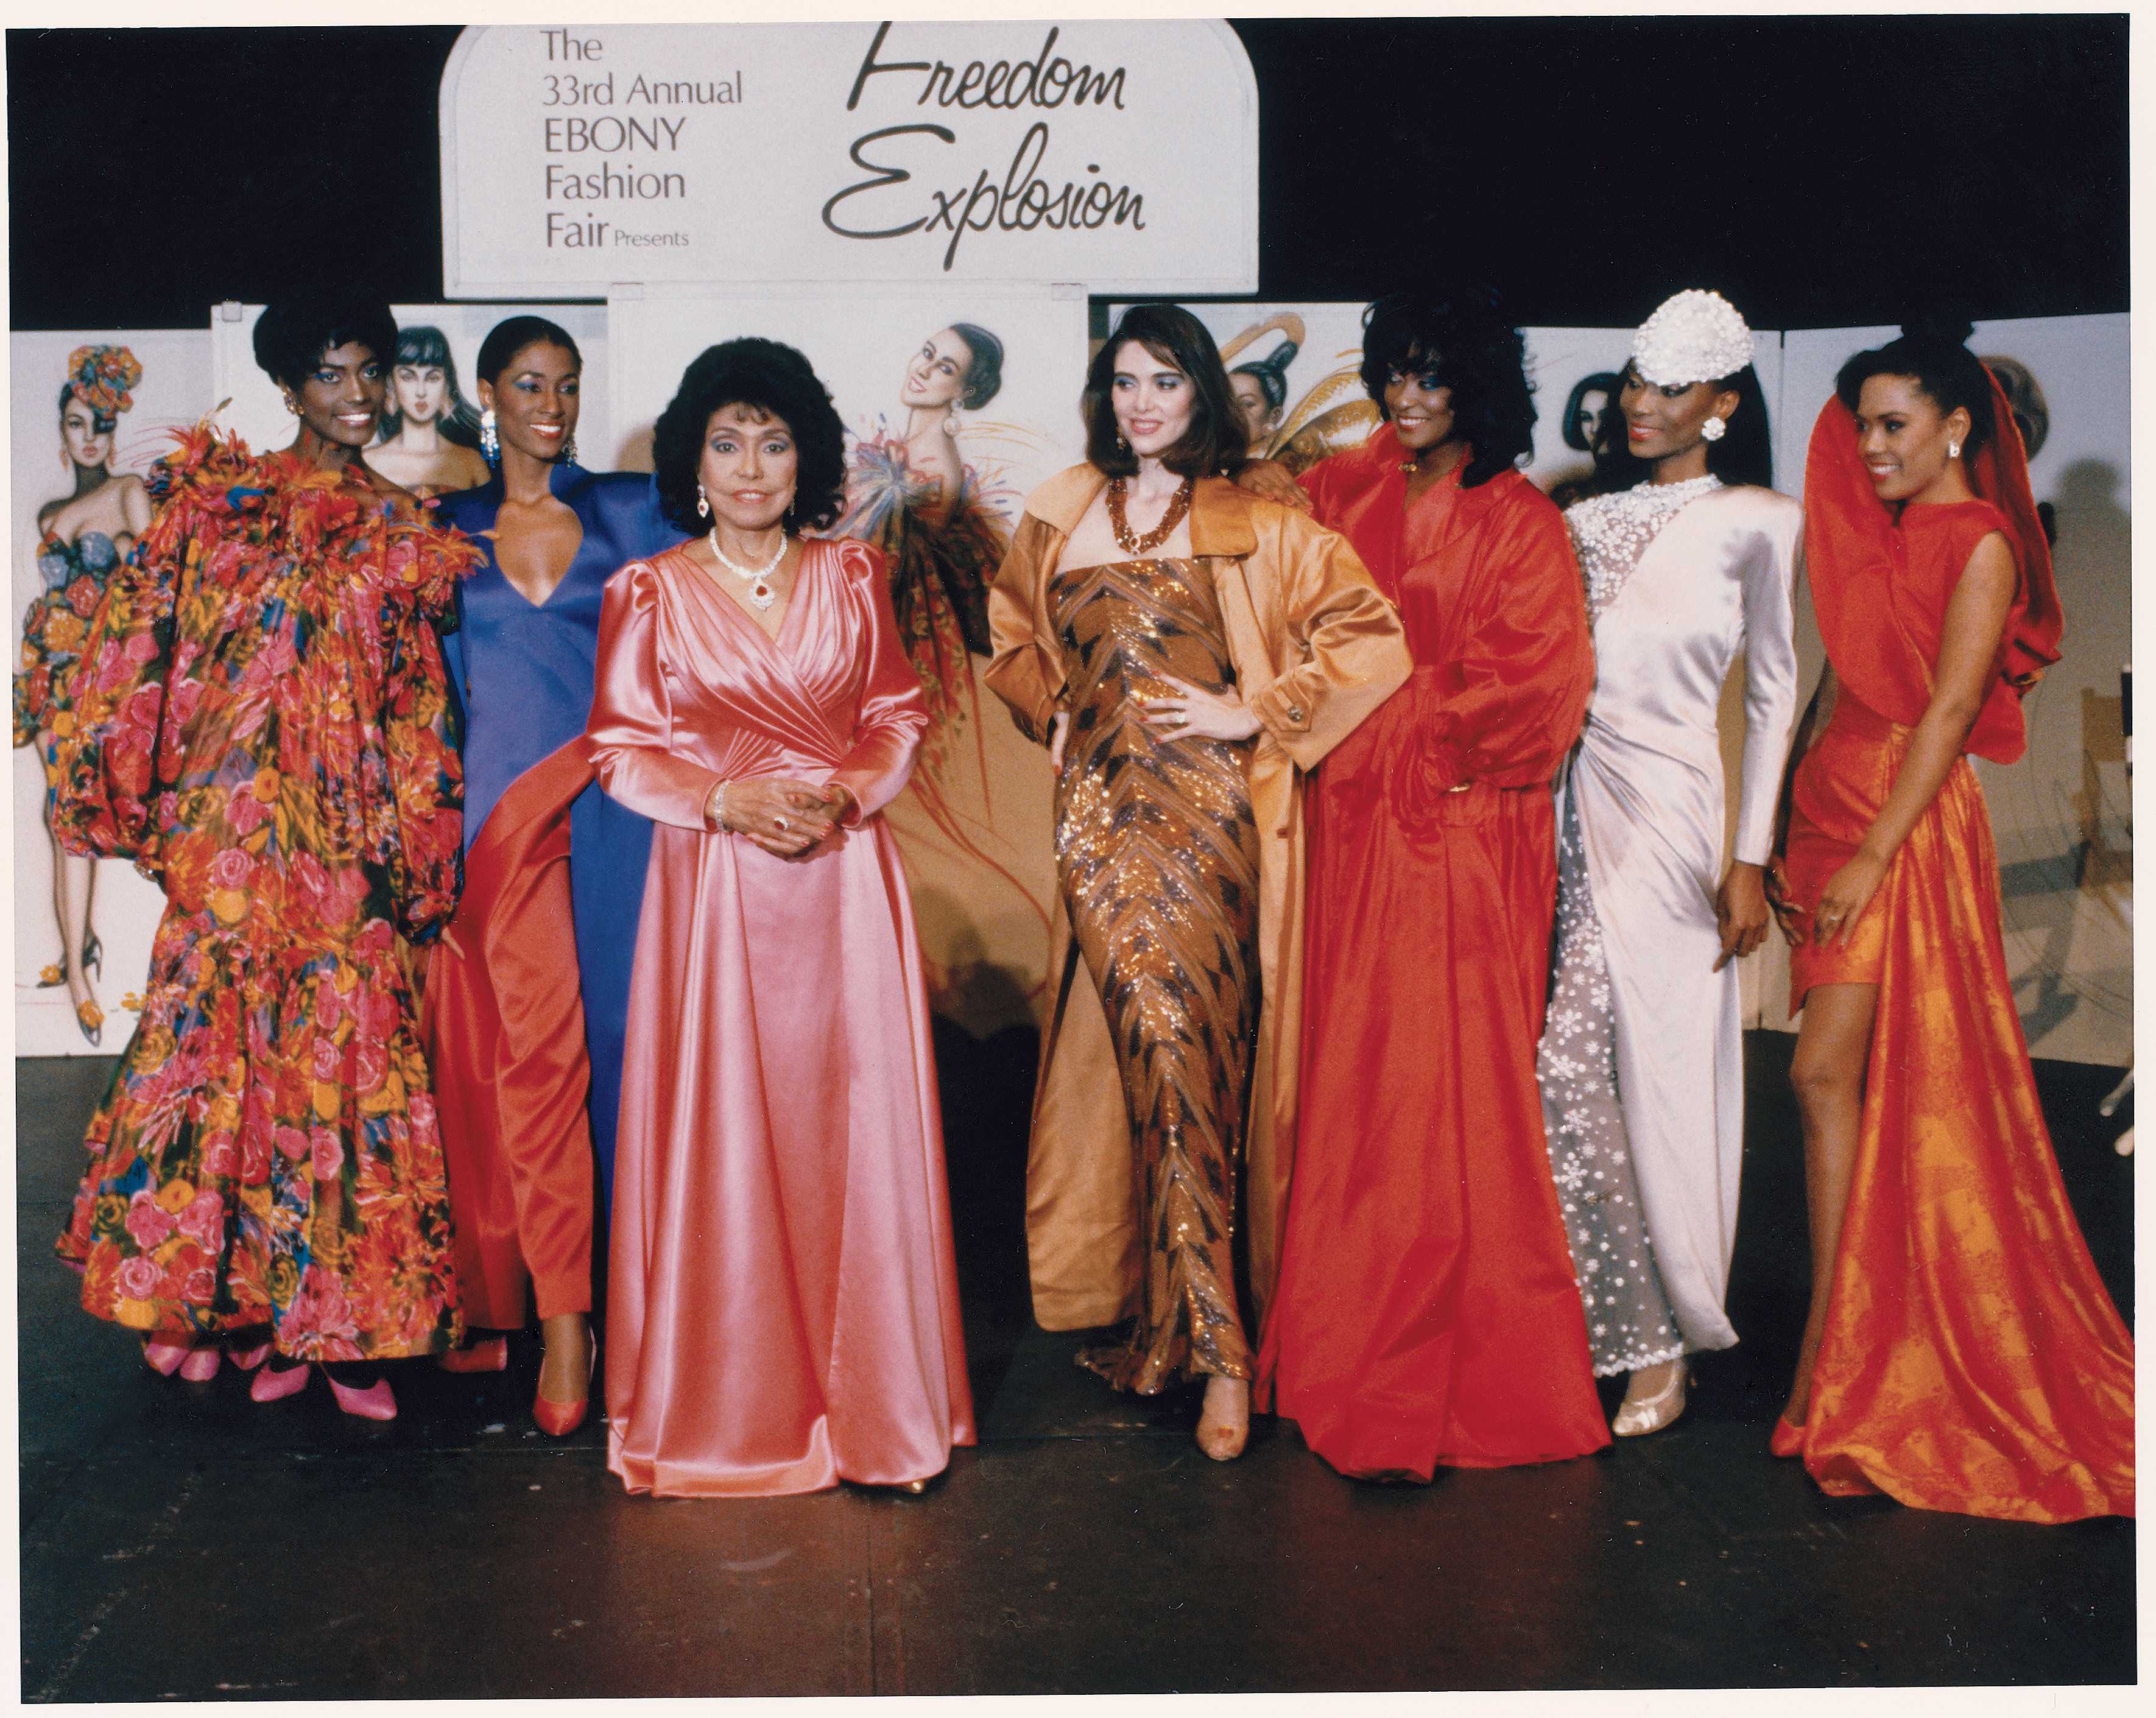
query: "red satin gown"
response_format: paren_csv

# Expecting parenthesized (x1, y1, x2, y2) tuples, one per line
(441, 537, 971, 1496)
(1256, 427, 1610, 1476)
(1778, 392, 2132, 1523)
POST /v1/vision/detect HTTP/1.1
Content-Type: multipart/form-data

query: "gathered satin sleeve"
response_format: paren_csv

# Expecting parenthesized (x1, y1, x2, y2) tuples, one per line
(585, 564, 724, 831)
(1242, 503, 1411, 772)
(1733, 507, 1803, 865)
(1421, 487, 1593, 790)
(984, 510, 1066, 745)
(826, 541, 929, 825)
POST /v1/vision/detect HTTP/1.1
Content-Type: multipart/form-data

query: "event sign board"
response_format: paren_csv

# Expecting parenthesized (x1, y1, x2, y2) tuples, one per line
(440, 20, 1259, 297)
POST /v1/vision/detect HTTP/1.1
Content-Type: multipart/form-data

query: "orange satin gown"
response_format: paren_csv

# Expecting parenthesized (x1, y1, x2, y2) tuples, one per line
(1256, 428, 1610, 1477)
(1778, 392, 2132, 1523)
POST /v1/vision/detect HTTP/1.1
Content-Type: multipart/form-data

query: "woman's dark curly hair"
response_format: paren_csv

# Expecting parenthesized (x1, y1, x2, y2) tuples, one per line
(1833, 316, 1998, 460)
(1589, 362, 1774, 493)
(253, 289, 398, 392)
(652, 338, 849, 535)
(1359, 288, 1535, 488)
(1083, 303, 1245, 479)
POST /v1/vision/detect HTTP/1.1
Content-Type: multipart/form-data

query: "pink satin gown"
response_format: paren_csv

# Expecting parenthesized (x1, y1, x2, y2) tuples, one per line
(587, 537, 976, 1496)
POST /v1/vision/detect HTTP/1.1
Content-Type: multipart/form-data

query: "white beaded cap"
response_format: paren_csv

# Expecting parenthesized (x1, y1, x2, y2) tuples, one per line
(1631, 289, 1755, 388)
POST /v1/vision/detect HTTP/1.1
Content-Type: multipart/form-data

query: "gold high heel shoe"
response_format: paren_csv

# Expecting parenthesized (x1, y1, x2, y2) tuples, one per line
(1611, 1361, 1688, 1438)
(1197, 1375, 1251, 1462)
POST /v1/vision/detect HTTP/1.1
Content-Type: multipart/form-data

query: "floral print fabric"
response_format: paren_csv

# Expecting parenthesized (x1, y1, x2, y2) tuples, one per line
(51, 427, 478, 1359)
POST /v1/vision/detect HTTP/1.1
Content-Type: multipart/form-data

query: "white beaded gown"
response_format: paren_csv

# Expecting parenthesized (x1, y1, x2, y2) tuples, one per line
(1536, 477, 1801, 1373)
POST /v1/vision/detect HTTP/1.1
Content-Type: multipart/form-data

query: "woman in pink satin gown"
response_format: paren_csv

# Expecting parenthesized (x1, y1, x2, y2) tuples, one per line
(588, 338, 974, 1496)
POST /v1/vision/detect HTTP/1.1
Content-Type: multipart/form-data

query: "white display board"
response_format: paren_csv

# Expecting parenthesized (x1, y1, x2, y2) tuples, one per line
(12, 330, 213, 1057)
(208, 301, 615, 467)
(610, 285, 1091, 1033)
(441, 21, 1258, 297)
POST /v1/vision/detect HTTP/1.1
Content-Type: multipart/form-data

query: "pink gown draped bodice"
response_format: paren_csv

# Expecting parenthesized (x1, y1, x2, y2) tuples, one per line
(587, 537, 976, 1496)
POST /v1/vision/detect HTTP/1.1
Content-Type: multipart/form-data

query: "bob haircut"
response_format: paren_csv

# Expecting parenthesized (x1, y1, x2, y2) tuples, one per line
(1588, 362, 1774, 493)
(252, 290, 399, 392)
(1232, 340, 1300, 416)
(946, 322, 1006, 412)
(1833, 317, 1998, 460)
(651, 337, 848, 535)
(1083, 303, 1245, 480)
(475, 315, 583, 388)
(379, 323, 484, 449)
(1560, 370, 1623, 454)
(1359, 289, 1536, 489)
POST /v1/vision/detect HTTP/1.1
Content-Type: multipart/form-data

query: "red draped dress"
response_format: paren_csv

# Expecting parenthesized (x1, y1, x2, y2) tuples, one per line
(1778, 392, 2132, 1523)
(1256, 426, 1610, 1476)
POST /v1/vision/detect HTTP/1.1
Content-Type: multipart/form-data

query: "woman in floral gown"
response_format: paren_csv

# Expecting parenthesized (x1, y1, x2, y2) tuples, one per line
(16, 345, 152, 1043)
(51, 291, 478, 1420)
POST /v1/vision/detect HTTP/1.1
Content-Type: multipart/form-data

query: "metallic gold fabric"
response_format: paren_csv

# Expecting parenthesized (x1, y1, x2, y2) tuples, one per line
(985, 466, 1412, 1334)
(1051, 555, 1258, 1389)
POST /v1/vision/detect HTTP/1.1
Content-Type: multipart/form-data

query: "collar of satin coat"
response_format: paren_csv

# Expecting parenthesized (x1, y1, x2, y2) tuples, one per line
(1022, 462, 1261, 558)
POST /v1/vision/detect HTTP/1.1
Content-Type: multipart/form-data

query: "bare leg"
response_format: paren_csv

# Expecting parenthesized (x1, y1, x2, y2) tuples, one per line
(537, 1311, 593, 1406)
(1781, 982, 1879, 1426)
(54, 837, 99, 1026)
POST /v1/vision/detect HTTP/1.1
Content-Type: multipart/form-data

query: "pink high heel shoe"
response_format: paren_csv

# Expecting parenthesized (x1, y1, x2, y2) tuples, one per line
(250, 1361, 311, 1404)
(178, 1347, 220, 1383)
(143, 1339, 191, 1377)
(326, 1374, 397, 1421)
(228, 1343, 273, 1373)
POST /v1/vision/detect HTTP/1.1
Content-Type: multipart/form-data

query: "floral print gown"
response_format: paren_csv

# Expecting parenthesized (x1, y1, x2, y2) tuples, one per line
(51, 428, 479, 1361)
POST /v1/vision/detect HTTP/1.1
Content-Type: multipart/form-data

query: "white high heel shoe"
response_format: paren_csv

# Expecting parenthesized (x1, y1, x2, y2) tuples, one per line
(1611, 1360, 1687, 1438)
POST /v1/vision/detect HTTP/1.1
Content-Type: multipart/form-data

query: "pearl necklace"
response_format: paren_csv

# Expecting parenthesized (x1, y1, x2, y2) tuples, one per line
(709, 526, 786, 610)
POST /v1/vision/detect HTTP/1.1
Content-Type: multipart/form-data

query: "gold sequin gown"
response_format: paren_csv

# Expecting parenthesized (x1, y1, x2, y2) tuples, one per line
(1050, 555, 1259, 1392)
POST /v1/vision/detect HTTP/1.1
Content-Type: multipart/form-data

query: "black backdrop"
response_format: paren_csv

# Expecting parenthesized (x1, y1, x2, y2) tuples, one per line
(7, 16, 2127, 333)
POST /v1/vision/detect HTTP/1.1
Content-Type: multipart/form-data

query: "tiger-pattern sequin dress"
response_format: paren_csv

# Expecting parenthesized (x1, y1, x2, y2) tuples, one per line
(1050, 555, 1259, 1392)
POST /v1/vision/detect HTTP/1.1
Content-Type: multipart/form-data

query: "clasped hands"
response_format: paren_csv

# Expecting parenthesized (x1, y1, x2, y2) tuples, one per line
(709, 777, 853, 857)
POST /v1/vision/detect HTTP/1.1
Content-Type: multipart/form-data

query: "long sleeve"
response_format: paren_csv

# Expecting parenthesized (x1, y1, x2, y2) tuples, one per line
(983, 510, 1066, 745)
(379, 604, 465, 941)
(585, 566, 724, 830)
(1239, 505, 1412, 773)
(1418, 488, 1593, 790)
(827, 543, 929, 823)
(1733, 517, 1803, 865)
(48, 495, 189, 864)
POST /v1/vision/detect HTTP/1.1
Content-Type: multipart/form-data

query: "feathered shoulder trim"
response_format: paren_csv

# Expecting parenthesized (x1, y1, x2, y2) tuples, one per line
(142, 420, 484, 616)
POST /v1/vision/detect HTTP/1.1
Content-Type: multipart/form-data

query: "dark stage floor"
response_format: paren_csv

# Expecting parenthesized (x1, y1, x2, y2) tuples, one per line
(16, 1033, 2137, 1698)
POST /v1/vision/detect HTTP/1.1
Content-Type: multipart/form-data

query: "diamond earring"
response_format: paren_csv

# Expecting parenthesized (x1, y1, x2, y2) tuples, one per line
(1700, 415, 1727, 443)
(697, 484, 710, 519)
(480, 407, 499, 463)
(1946, 437, 1962, 460)
(562, 434, 577, 464)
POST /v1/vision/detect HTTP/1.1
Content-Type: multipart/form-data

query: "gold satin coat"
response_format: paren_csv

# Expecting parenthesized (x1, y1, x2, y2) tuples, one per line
(984, 464, 1412, 1332)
